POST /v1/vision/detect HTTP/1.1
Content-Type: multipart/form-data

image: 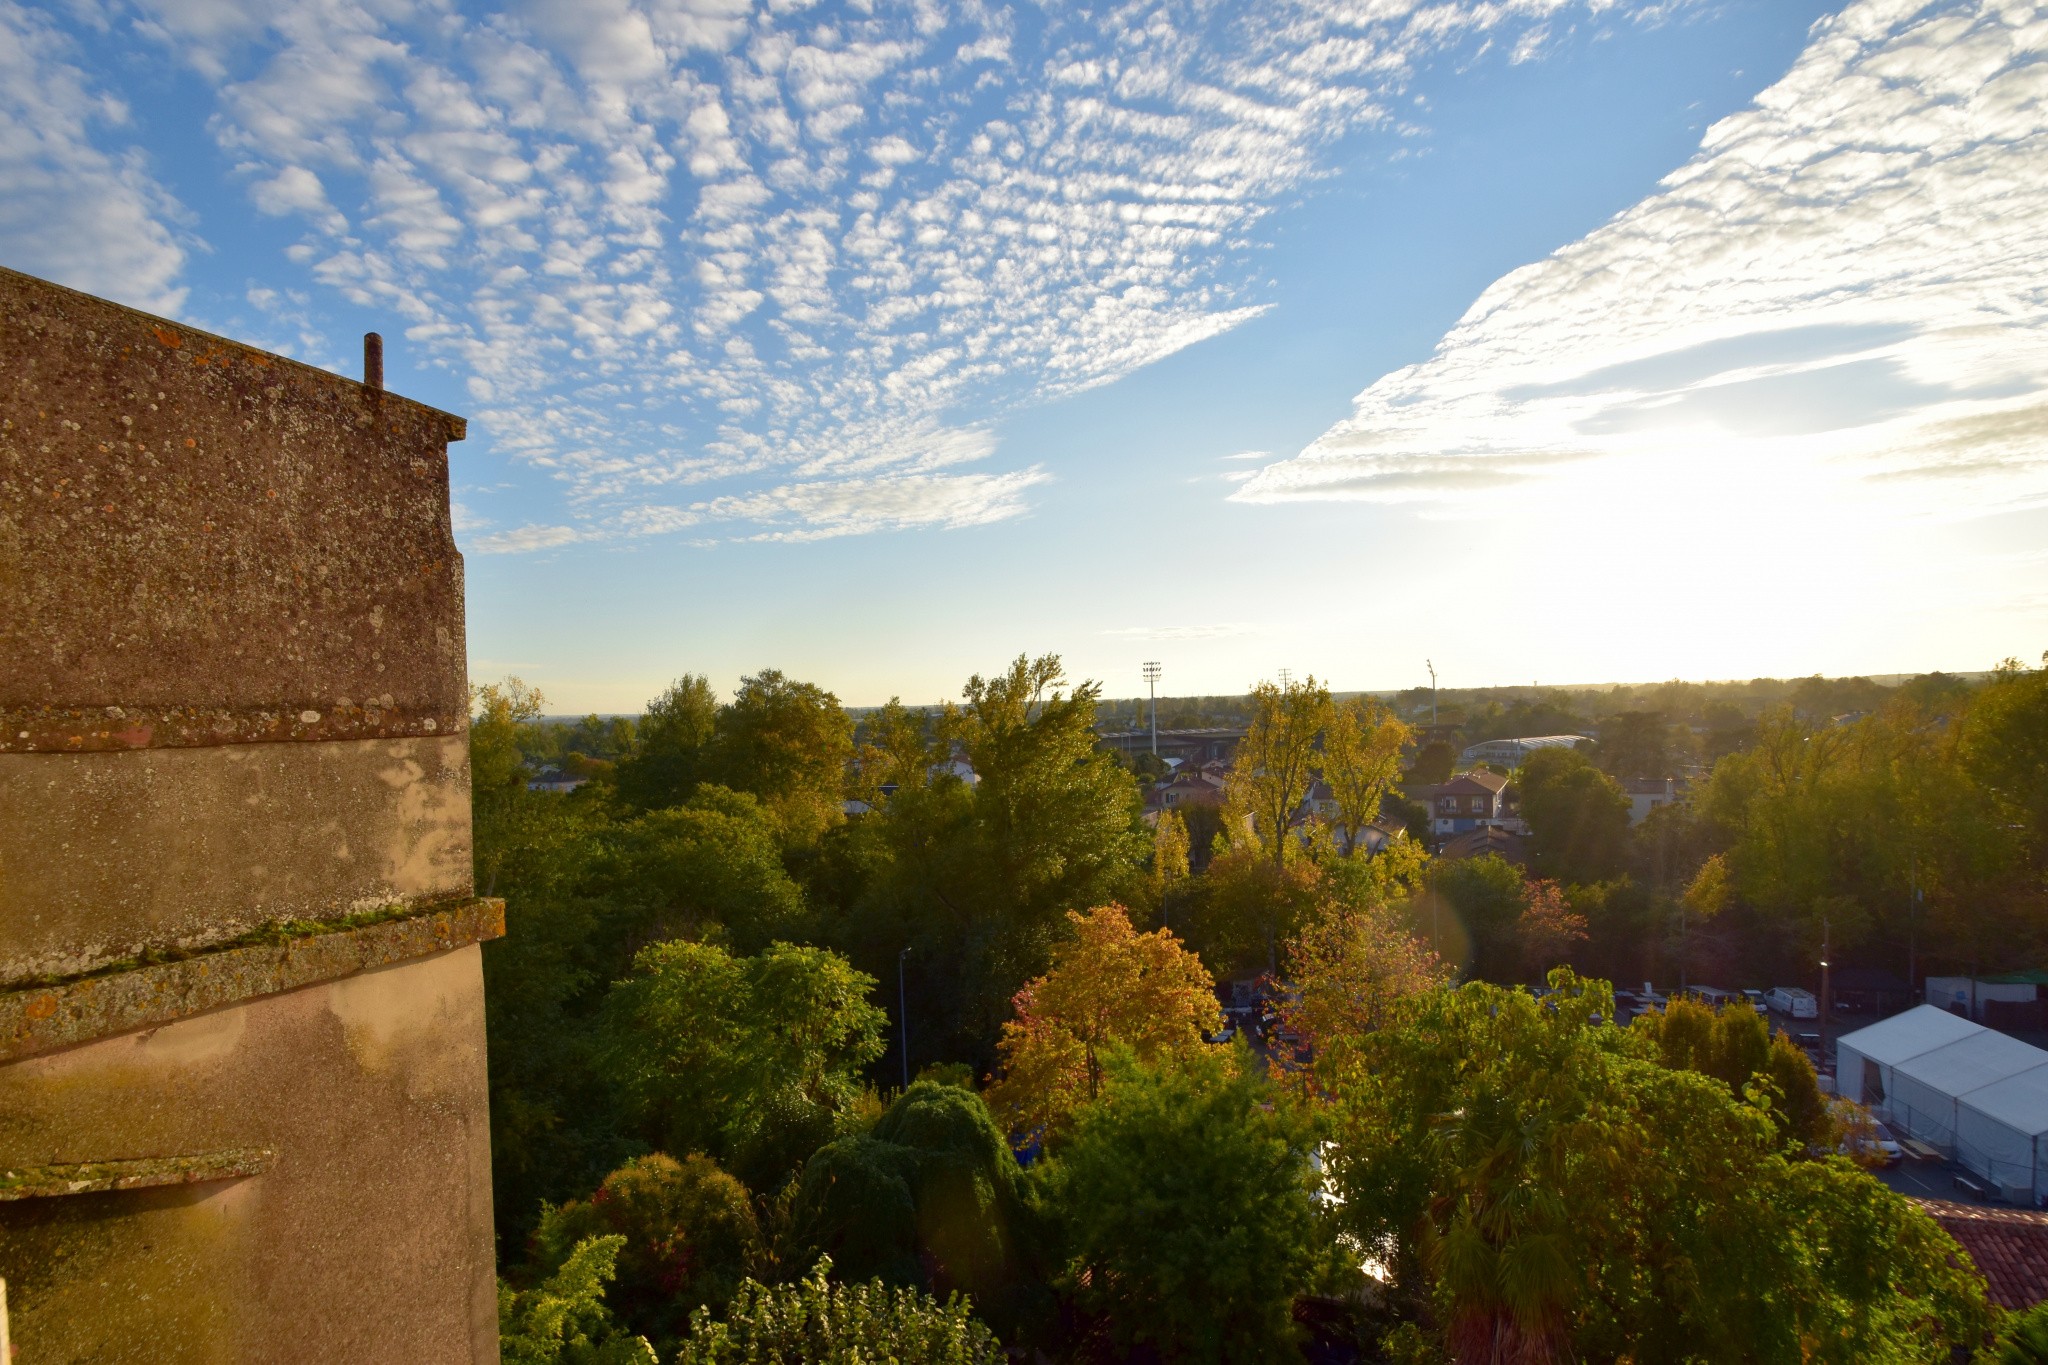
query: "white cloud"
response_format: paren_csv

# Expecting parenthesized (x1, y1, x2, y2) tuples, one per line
(0, 0, 189, 312)
(1238, 0, 2048, 524)
(18, 0, 1689, 549)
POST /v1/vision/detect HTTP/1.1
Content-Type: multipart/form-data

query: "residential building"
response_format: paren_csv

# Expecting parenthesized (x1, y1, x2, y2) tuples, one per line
(1425, 770, 1512, 836)
(1623, 777, 1681, 825)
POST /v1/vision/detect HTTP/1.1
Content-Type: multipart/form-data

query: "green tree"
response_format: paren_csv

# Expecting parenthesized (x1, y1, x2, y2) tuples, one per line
(499, 1234, 659, 1365)
(1417, 853, 1527, 982)
(676, 1258, 1002, 1365)
(598, 940, 887, 1184)
(706, 669, 854, 848)
(1961, 652, 2048, 865)
(1516, 746, 1632, 884)
(615, 675, 718, 813)
(1225, 675, 1332, 865)
(791, 1082, 1030, 1316)
(1596, 710, 1671, 780)
(613, 786, 808, 954)
(532, 1154, 761, 1348)
(1046, 1047, 1325, 1365)
(1317, 974, 1989, 1363)
(1406, 739, 1456, 787)
(1322, 696, 1410, 856)
(1147, 808, 1192, 925)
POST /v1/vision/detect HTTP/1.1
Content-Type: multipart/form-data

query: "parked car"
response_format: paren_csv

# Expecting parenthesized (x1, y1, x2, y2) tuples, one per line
(1767, 986, 1819, 1019)
(1833, 1106, 1904, 1168)
(1741, 988, 1767, 1010)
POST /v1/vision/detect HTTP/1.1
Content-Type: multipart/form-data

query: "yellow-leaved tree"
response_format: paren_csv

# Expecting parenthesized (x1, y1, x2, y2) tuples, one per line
(1320, 695, 1411, 857)
(1223, 675, 1330, 865)
(984, 904, 1221, 1140)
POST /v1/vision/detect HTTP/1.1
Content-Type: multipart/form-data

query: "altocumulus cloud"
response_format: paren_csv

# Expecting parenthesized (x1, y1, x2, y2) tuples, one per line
(1237, 0, 2048, 519)
(0, 0, 1688, 547)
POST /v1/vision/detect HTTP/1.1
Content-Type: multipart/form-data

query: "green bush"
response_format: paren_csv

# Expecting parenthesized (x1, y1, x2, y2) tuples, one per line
(533, 1153, 762, 1346)
(498, 1234, 658, 1365)
(676, 1257, 1001, 1364)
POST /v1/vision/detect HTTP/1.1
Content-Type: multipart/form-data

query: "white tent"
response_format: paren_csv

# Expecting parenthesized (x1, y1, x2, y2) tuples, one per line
(1837, 1005, 2048, 1204)
(1834, 1005, 1982, 1107)
(1888, 1031, 2048, 1150)
(1956, 1065, 2048, 1204)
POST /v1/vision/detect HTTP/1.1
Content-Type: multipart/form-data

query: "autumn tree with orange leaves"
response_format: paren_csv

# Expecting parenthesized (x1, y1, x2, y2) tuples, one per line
(984, 904, 1222, 1140)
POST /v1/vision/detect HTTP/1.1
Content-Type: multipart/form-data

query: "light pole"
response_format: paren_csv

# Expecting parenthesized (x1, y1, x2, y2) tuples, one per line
(1426, 659, 1437, 729)
(898, 947, 913, 1090)
(1143, 661, 1161, 756)
(1819, 914, 1833, 1078)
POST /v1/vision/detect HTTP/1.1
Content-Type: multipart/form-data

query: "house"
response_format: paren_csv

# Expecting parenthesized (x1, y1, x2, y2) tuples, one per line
(1623, 777, 1680, 825)
(1915, 1201, 2048, 1306)
(1458, 735, 1589, 770)
(527, 765, 587, 794)
(1438, 825, 1529, 867)
(1148, 768, 1226, 814)
(1426, 770, 1512, 836)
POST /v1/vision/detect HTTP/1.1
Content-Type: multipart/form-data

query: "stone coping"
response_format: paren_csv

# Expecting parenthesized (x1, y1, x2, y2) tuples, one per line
(0, 1149, 274, 1201)
(0, 898, 504, 1063)
(0, 701, 466, 754)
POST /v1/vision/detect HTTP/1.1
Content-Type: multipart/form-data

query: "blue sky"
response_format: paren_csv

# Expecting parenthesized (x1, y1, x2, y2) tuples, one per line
(6, 0, 2045, 710)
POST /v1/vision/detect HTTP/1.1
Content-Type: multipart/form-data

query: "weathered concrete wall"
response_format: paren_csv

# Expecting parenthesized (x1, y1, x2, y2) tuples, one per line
(0, 945, 498, 1361)
(0, 736, 472, 983)
(0, 267, 499, 1363)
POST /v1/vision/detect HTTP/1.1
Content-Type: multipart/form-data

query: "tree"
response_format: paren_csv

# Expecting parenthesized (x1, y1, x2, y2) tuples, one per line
(1280, 902, 1448, 1079)
(706, 669, 854, 848)
(791, 1082, 1030, 1317)
(1961, 652, 2048, 865)
(1225, 675, 1332, 865)
(852, 698, 937, 804)
(1417, 853, 1527, 982)
(984, 905, 1221, 1140)
(472, 677, 548, 825)
(1046, 1047, 1324, 1365)
(615, 675, 718, 813)
(676, 1258, 1002, 1365)
(598, 940, 887, 1184)
(532, 1154, 762, 1348)
(1635, 997, 1828, 1148)
(1516, 746, 1632, 884)
(612, 786, 809, 955)
(1407, 739, 1456, 787)
(1515, 879, 1588, 982)
(1596, 711, 1671, 780)
(1147, 809, 1192, 925)
(1316, 974, 1989, 1363)
(1322, 696, 1411, 856)
(499, 1234, 659, 1365)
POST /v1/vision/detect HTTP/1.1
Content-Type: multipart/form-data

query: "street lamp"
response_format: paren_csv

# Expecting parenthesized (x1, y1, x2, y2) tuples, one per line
(1819, 913, 1833, 1078)
(898, 947, 913, 1090)
(1142, 661, 1161, 755)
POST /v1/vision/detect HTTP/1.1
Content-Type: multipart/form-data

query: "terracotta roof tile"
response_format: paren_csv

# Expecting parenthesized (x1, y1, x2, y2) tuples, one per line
(1916, 1199, 2048, 1309)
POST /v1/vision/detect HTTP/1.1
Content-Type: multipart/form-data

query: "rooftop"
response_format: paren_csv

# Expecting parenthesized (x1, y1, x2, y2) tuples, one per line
(1915, 1200, 2048, 1309)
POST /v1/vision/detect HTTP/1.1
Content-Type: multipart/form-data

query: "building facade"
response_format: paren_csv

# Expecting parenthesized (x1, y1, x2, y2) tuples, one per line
(0, 268, 502, 1362)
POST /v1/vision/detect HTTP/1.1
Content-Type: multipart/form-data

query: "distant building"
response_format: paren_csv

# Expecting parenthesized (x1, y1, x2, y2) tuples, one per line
(1148, 768, 1225, 814)
(1438, 825, 1529, 867)
(1623, 777, 1681, 825)
(1459, 734, 1590, 770)
(1426, 770, 1512, 836)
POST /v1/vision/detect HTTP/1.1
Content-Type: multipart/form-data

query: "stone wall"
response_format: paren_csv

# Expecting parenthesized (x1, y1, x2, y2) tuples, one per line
(0, 266, 502, 1362)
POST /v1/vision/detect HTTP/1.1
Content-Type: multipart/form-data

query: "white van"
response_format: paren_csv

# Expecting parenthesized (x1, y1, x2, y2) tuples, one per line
(1691, 986, 1738, 1008)
(1766, 986, 1818, 1019)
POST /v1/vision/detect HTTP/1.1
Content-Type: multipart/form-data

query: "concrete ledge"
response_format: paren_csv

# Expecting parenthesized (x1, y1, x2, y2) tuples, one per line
(1, 700, 465, 754)
(0, 898, 504, 1063)
(0, 1149, 273, 1201)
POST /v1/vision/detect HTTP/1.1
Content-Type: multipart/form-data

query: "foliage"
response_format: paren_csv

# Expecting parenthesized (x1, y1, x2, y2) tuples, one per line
(791, 1082, 1030, 1315)
(499, 1234, 659, 1365)
(1225, 674, 1331, 864)
(1416, 853, 1527, 982)
(984, 905, 1221, 1139)
(598, 939, 887, 1184)
(614, 675, 718, 814)
(1279, 902, 1448, 1077)
(612, 786, 808, 954)
(1961, 652, 2048, 866)
(706, 669, 854, 848)
(1322, 695, 1411, 856)
(1045, 1046, 1326, 1365)
(1317, 973, 1990, 1363)
(1516, 746, 1633, 884)
(1634, 996, 1829, 1147)
(676, 1258, 1003, 1365)
(2001, 1300, 2048, 1363)
(532, 1154, 762, 1346)
(1514, 879, 1588, 982)
(1147, 808, 1192, 924)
